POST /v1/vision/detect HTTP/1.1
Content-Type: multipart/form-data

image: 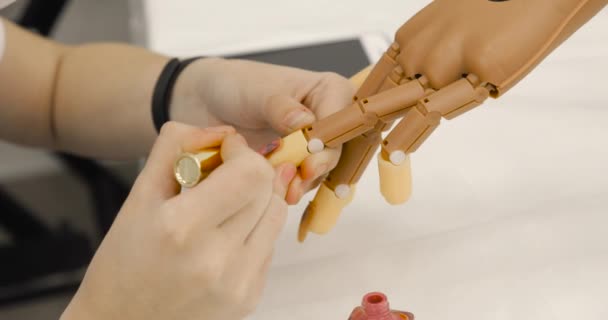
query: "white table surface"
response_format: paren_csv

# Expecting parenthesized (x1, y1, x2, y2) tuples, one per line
(132, 2, 608, 319)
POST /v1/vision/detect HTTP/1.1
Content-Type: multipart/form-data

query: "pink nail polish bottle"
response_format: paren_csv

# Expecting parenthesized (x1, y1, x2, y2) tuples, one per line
(348, 292, 414, 320)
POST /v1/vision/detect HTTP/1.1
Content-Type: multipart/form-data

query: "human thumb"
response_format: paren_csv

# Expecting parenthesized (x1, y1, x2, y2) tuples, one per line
(264, 95, 316, 135)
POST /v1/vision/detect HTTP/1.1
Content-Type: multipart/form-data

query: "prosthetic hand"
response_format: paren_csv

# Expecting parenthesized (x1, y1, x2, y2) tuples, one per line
(175, 0, 606, 242)
(298, 0, 606, 240)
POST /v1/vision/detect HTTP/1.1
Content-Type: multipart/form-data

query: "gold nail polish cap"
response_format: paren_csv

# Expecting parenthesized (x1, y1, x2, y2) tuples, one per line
(174, 148, 223, 188)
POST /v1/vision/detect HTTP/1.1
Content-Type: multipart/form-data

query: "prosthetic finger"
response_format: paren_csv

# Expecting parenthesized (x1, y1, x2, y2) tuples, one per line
(349, 65, 374, 89)
(298, 67, 414, 241)
(354, 42, 401, 98)
(303, 71, 428, 151)
(299, 131, 381, 242)
(379, 74, 492, 204)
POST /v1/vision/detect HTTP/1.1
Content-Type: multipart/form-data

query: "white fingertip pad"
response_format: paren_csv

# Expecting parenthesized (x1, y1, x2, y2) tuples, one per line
(0, 20, 5, 63)
(307, 138, 325, 154)
(334, 184, 351, 199)
(389, 151, 407, 165)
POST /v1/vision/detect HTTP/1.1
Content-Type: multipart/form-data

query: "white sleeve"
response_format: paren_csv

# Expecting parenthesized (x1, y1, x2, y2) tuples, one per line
(0, 19, 5, 63)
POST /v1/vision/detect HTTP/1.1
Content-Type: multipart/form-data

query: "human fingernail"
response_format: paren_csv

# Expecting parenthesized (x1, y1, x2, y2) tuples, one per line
(284, 109, 315, 131)
(258, 138, 282, 156)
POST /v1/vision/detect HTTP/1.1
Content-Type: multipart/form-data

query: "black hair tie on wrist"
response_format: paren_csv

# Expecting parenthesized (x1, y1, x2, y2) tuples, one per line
(151, 57, 202, 133)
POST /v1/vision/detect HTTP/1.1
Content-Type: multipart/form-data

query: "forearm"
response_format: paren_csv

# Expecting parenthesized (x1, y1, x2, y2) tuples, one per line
(0, 18, 66, 147)
(0, 18, 169, 160)
(54, 43, 168, 159)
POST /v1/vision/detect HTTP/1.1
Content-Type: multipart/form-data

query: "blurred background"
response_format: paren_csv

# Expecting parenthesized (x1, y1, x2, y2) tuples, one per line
(1, 1, 607, 319)
(0, 1, 137, 318)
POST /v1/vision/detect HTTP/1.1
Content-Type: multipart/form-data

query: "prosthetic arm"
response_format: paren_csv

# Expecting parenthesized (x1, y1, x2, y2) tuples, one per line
(175, 0, 607, 241)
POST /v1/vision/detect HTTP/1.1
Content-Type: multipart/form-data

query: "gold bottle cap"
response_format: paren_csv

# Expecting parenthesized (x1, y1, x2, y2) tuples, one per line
(174, 148, 222, 188)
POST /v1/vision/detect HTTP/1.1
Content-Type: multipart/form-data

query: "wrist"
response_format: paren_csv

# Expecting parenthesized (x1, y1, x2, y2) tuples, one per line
(169, 57, 226, 128)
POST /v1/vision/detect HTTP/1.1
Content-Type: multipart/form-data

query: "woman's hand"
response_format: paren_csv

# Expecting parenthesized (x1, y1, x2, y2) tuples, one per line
(170, 58, 355, 204)
(61, 122, 296, 320)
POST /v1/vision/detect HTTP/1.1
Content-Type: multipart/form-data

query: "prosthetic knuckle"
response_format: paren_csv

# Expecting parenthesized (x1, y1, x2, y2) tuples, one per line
(396, 47, 420, 78)
(419, 74, 489, 120)
(381, 43, 401, 62)
(471, 51, 495, 75)
(359, 110, 380, 127)
(395, 23, 420, 46)
(468, 42, 507, 83)
(397, 25, 445, 76)
(422, 69, 453, 90)
(422, 57, 462, 89)
(386, 66, 407, 88)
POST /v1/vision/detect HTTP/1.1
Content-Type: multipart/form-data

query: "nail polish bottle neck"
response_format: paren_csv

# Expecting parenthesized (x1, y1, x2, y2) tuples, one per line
(362, 292, 395, 320)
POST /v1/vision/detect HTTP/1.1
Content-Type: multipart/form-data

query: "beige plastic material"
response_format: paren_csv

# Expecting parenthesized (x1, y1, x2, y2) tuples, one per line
(361, 78, 426, 122)
(265, 130, 310, 167)
(305, 182, 356, 236)
(349, 65, 374, 89)
(297, 64, 384, 241)
(304, 77, 427, 148)
(394, 0, 606, 95)
(325, 132, 382, 190)
(303, 0, 607, 175)
(421, 74, 490, 119)
(381, 75, 490, 156)
(304, 103, 376, 148)
(353, 42, 399, 99)
(377, 153, 412, 205)
(299, 0, 606, 241)
(174, 131, 310, 187)
(381, 106, 441, 156)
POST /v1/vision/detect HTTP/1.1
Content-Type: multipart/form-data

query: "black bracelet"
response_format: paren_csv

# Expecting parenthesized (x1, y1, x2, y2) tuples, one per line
(151, 57, 202, 133)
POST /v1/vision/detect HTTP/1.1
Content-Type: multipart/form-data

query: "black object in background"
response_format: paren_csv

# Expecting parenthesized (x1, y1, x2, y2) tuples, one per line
(18, 0, 69, 35)
(232, 39, 372, 77)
